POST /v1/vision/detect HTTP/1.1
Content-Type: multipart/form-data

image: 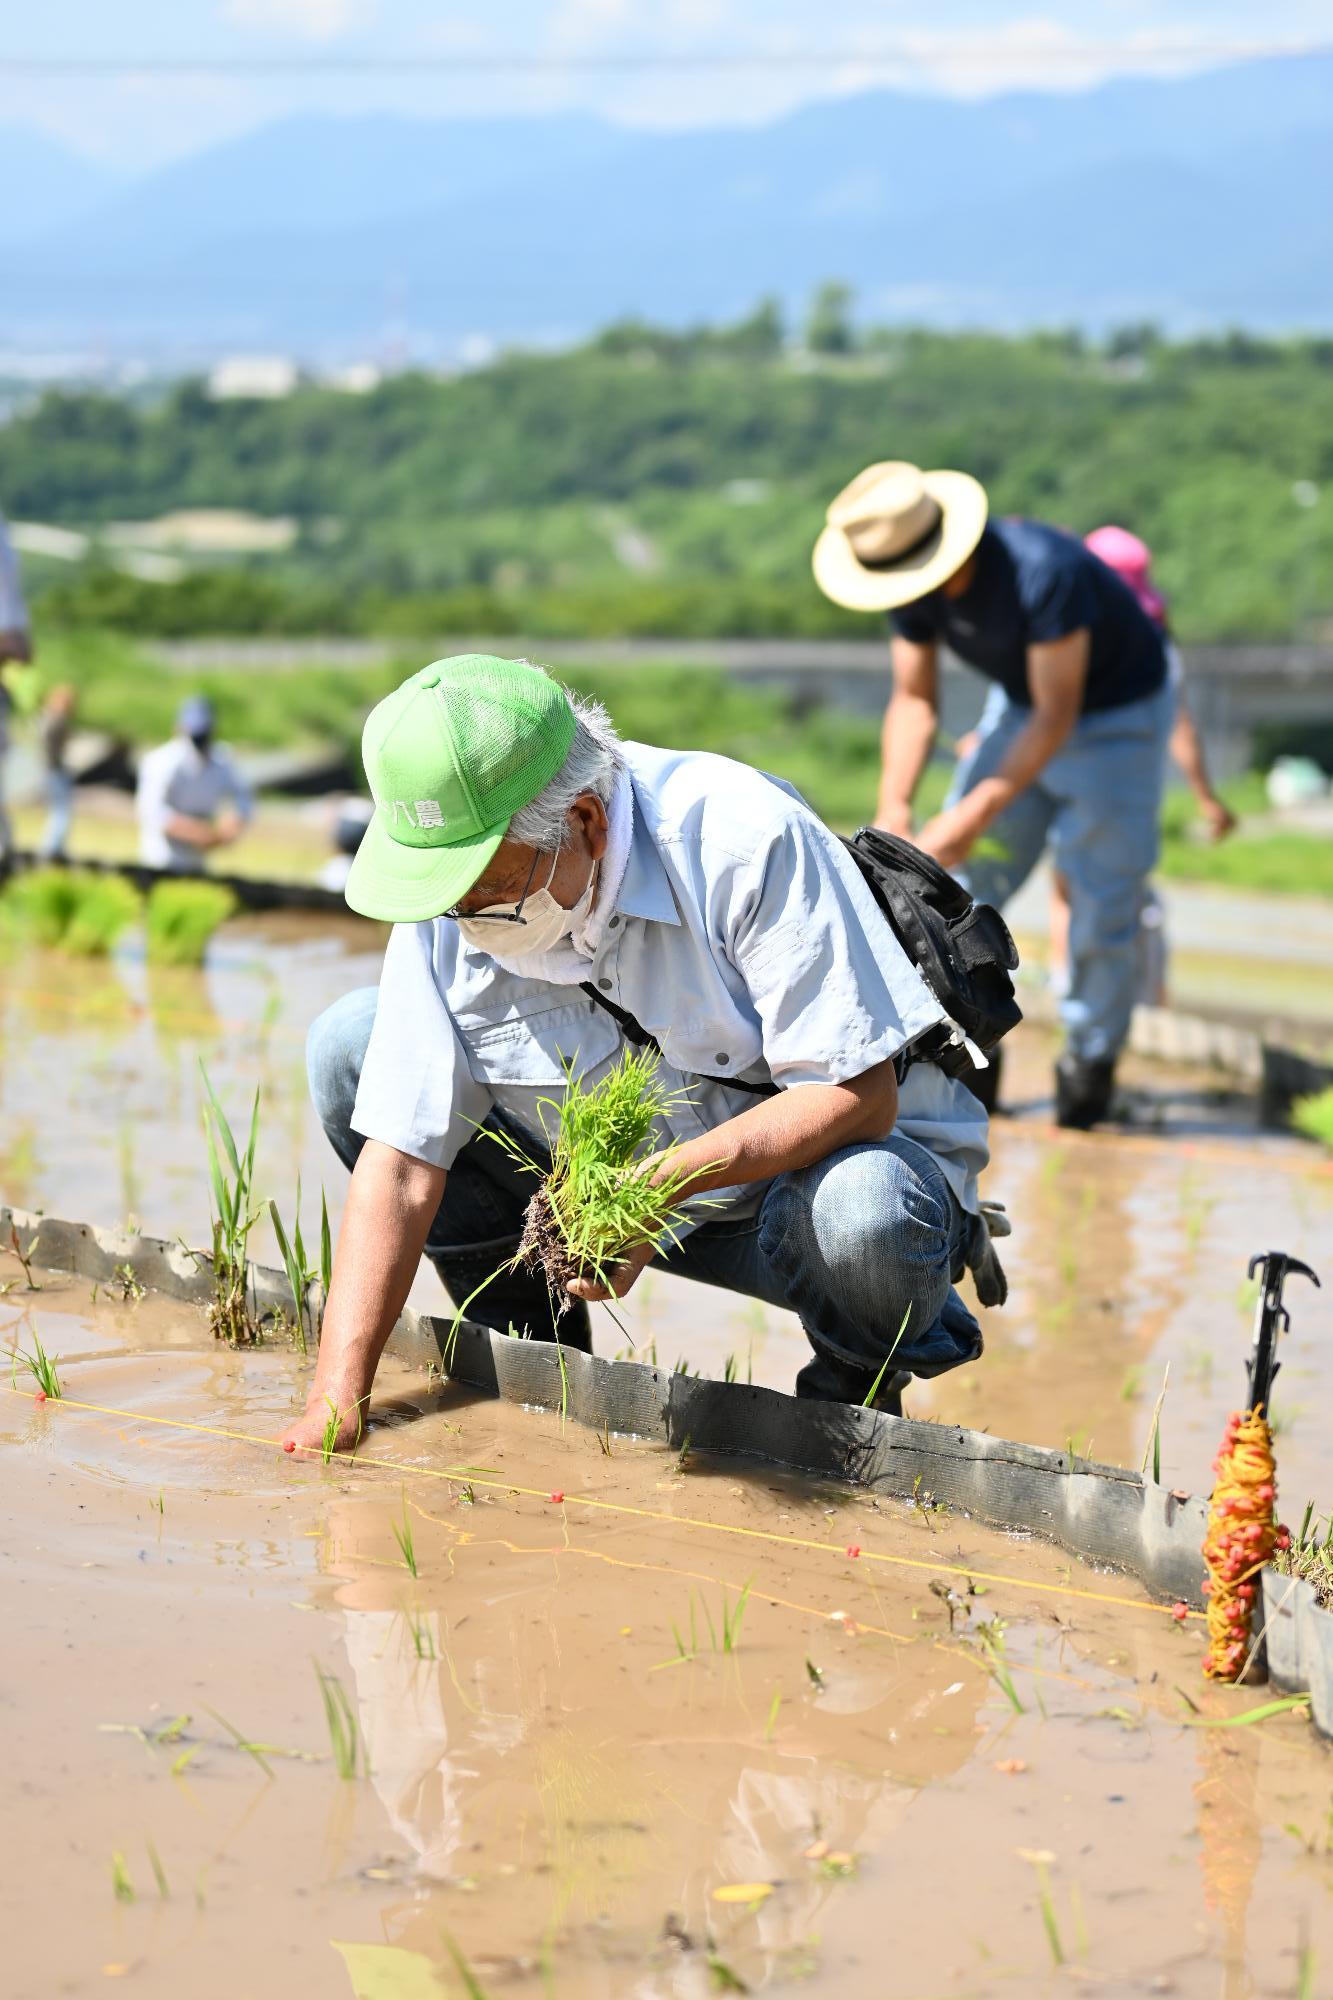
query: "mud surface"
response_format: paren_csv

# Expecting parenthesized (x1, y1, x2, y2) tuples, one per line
(3, 920, 1329, 1515)
(4, 1277, 1332, 1999)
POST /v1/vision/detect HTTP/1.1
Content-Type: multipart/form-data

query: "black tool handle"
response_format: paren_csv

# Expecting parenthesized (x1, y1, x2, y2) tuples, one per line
(1246, 1251, 1321, 1414)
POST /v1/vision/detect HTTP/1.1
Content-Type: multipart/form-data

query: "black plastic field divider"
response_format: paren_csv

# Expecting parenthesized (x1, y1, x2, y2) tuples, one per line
(0, 849, 352, 918)
(4, 1199, 1329, 1737)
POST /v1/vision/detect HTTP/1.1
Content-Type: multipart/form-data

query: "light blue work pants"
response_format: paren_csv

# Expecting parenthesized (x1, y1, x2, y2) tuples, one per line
(950, 681, 1174, 1063)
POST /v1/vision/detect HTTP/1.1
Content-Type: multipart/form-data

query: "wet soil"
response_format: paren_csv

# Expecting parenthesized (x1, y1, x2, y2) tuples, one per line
(3, 1277, 1331, 1999)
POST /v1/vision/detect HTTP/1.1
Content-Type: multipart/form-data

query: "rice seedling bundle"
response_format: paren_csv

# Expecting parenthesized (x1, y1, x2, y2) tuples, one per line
(2, 867, 141, 956)
(145, 879, 237, 966)
(485, 1049, 710, 1312)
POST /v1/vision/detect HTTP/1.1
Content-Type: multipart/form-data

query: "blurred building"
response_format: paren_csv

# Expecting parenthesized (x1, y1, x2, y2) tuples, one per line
(207, 355, 299, 400)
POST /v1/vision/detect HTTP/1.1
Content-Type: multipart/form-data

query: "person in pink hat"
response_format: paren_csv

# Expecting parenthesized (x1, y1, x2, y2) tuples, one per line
(1044, 527, 1236, 1005)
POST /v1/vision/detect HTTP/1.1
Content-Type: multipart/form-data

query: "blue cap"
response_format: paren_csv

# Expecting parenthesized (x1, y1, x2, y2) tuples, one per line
(178, 695, 215, 736)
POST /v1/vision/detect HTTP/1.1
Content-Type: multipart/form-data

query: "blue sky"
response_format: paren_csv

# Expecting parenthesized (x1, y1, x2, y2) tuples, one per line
(14, 0, 1328, 170)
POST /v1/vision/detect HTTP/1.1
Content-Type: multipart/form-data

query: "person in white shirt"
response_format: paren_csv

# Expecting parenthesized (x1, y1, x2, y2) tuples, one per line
(0, 512, 33, 858)
(136, 696, 253, 872)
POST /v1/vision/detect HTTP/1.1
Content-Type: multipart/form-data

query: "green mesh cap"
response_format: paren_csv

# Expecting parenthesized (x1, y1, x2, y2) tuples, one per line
(344, 656, 577, 922)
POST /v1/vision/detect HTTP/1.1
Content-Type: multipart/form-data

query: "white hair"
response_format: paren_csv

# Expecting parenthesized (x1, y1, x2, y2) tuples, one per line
(507, 677, 624, 851)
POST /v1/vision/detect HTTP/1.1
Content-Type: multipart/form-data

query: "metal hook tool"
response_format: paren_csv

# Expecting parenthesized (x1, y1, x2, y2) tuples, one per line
(1246, 1251, 1321, 1416)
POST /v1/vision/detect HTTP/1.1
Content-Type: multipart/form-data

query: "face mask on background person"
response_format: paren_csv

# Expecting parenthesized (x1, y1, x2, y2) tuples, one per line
(455, 846, 598, 958)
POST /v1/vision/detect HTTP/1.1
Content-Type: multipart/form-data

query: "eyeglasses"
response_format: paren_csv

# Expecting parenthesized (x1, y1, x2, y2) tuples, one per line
(444, 848, 544, 925)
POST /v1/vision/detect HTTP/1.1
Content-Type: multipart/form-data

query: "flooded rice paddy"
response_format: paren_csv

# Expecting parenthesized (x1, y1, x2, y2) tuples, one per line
(4, 1278, 1332, 1999)
(2, 915, 1332, 1996)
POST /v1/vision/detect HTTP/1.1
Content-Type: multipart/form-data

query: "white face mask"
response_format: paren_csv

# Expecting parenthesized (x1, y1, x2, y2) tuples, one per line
(456, 847, 597, 959)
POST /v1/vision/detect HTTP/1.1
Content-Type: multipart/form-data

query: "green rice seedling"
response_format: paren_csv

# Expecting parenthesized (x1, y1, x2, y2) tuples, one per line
(269, 1180, 316, 1354)
(675, 1433, 692, 1474)
(805, 1657, 825, 1690)
(321, 1398, 340, 1466)
(706, 1956, 748, 1993)
(315, 1663, 367, 1779)
(723, 1352, 737, 1383)
(205, 1705, 275, 1778)
(596, 1419, 613, 1457)
(720, 1580, 752, 1654)
(1297, 1936, 1316, 2000)
(763, 1687, 782, 1741)
(464, 1049, 718, 1327)
(111, 1262, 146, 1302)
(319, 1186, 333, 1309)
(391, 1492, 418, 1577)
(2, 866, 141, 956)
(863, 1304, 912, 1408)
(405, 1609, 436, 1661)
(1141, 1361, 1170, 1483)
(111, 1851, 136, 1903)
(976, 1620, 1025, 1714)
(144, 879, 237, 967)
(199, 1063, 264, 1345)
(1019, 1851, 1064, 1966)
(19, 1329, 61, 1398)
(1291, 1086, 1333, 1152)
(146, 1839, 170, 1899)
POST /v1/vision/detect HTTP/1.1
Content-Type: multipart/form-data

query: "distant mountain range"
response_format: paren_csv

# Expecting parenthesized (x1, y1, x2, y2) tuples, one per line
(6, 52, 1331, 363)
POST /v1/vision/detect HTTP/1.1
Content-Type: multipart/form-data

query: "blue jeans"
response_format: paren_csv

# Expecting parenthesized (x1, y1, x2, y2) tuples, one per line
(951, 682, 1174, 1063)
(307, 989, 982, 1400)
(39, 769, 74, 860)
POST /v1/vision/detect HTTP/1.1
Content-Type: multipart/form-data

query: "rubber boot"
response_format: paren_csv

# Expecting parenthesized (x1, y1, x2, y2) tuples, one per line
(795, 1348, 908, 1417)
(1054, 1053, 1116, 1131)
(429, 1257, 594, 1354)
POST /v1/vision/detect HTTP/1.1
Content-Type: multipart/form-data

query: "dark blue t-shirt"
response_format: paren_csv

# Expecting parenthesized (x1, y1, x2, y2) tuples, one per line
(890, 518, 1167, 713)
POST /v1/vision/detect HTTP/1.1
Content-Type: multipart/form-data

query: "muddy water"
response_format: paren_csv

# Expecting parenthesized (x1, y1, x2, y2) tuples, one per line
(3, 1277, 1331, 2000)
(2, 918, 1331, 1511)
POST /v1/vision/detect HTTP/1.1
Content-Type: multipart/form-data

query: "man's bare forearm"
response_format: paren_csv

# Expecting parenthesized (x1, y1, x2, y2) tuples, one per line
(283, 1140, 445, 1448)
(877, 691, 937, 827)
(660, 1060, 899, 1200)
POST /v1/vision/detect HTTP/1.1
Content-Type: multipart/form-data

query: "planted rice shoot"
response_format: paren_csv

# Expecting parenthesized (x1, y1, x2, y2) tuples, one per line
(199, 1063, 264, 1345)
(2, 865, 140, 956)
(976, 1620, 1025, 1714)
(461, 1050, 716, 1334)
(269, 1177, 318, 1354)
(205, 1705, 275, 1778)
(111, 1851, 136, 1903)
(146, 1838, 170, 1899)
(144, 878, 237, 966)
(321, 1398, 340, 1466)
(862, 1303, 913, 1408)
(1141, 1362, 1170, 1484)
(391, 1491, 418, 1577)
(19, 1329, 62, 1398)
(315, 1663, 367, 1779)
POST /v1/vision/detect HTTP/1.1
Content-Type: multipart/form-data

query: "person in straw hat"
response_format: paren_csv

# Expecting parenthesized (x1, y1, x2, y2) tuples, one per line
(813, 463, 1174, 1129)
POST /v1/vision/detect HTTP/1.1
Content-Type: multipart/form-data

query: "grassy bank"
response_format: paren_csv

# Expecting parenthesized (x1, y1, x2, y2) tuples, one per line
(22, 630, 1332, 897)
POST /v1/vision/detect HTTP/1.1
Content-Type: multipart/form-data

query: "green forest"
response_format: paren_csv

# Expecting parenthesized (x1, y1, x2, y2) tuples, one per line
(5, 312, 1332, 643)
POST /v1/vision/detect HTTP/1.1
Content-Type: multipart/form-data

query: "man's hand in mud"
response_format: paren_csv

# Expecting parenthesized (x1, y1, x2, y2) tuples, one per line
(566, 1237, 657, 1304)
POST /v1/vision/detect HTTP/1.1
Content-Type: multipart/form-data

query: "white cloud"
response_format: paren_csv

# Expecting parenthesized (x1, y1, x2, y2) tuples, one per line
(222, 0, 372, 42)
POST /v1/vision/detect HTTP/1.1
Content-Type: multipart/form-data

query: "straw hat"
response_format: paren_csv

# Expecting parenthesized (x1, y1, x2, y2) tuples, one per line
(812, 460, 988, 612)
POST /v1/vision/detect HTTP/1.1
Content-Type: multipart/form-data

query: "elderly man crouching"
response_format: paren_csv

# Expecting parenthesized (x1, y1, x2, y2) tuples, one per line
(282, 655, 992, 1454)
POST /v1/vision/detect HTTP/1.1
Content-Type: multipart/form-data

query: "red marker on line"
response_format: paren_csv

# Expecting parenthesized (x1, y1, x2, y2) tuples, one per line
(550, 1491, 564, 1504)
(1171, 1601, 1189, 1622)
(283, 1439, 296, 1453)
(34, 1390, 47, 1405)
(845, 1544, 861, 1559)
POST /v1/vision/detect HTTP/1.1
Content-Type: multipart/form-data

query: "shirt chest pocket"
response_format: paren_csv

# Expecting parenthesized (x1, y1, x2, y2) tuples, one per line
(460, 999, 623, 1091)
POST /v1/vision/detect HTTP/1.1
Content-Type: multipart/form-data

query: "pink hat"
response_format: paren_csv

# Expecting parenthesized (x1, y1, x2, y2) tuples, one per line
(1084, 524, 1167, 626)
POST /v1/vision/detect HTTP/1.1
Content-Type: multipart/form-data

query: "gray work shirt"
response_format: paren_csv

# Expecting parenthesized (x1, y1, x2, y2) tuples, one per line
(352, 741, 989, 1221)
(136, 736, 253, 871)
